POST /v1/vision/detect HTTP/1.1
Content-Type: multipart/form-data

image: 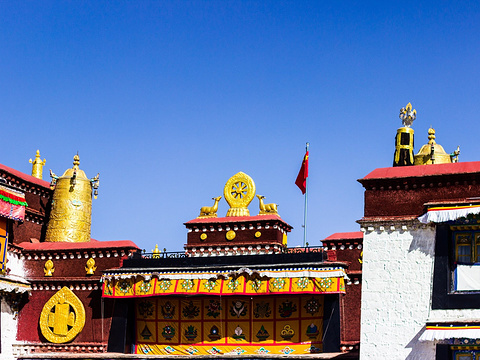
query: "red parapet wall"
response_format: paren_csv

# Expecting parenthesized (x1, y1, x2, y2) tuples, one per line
(359, 162, 480, 218)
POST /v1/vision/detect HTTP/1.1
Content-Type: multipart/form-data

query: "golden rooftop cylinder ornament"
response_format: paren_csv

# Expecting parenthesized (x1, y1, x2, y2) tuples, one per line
(393, 103, 416, 167)
(45, 154, 99, 243)
(29, 150, 46, 179)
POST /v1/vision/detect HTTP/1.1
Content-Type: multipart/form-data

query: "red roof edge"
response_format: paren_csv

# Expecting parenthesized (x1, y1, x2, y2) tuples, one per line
(324, 231, 363, 241)
(184, 214, 292, 229)
(359, 161, 480, 183)
(0, 163, 51, 188)
(18, 239, 139, 251)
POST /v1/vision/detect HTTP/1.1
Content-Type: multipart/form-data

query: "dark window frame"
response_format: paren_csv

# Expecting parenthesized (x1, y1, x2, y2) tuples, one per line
(432, 224, 480, 309)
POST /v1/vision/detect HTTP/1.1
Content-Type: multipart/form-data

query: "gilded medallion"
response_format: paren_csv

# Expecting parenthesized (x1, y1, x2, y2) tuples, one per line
(39, 287, 86, 343)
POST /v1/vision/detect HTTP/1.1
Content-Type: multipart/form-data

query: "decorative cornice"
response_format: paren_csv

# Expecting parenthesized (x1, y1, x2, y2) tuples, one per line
(0, 173, 51, 199)
(359, 218, 433, 234)
(31, 282, 100, 291)
(187, 220, 290, 234)
(21, 248, 134, 260)
(12, 343, 106, 355)
(185, 243, 284, 257)
(361, 175, 479, 192)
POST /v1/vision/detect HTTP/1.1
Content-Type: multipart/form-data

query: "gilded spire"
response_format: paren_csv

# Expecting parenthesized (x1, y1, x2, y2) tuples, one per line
(427, 127, 436, 144)
(29, 150, 46, 180)
(73, 153, 80, 168)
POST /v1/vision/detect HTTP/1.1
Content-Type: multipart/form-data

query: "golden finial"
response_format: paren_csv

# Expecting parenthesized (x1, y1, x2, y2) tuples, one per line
(427, 127, 436, 144)
(399, 102, 417, 127)
(85, 258, 97, 275)
(73, 153, 80, 168)
(152, 244, 161, 259)
(44, 260, 55, 277)
(29, 150, 46, 180)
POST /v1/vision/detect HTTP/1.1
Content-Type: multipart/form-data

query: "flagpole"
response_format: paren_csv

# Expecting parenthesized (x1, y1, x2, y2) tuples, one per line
(303, 142, 309, 247)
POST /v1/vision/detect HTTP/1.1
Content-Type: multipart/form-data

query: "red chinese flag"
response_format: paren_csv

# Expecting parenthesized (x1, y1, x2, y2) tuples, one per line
(295, 151, 309, 194)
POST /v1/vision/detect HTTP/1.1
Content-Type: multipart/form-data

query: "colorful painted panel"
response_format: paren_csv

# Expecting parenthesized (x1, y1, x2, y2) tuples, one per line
(103, 275, 345, 298)
(134, 295, 324, 355)
(0, 186, 27, 221)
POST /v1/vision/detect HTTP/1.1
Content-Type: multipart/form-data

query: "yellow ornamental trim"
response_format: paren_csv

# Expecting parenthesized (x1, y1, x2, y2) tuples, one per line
(39, 287, 86, 344)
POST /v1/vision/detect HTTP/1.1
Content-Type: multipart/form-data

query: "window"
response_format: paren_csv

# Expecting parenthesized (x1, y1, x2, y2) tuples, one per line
(451, 229, 480, 291)
(452, 348, 480, 360)
(454, 231, 480, 264)
(432, 223, 480, 309)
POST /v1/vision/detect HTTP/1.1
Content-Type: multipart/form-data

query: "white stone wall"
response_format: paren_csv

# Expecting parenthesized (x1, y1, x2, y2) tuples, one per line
(1, 297, 19, 360)
(359, 224, 437, 360)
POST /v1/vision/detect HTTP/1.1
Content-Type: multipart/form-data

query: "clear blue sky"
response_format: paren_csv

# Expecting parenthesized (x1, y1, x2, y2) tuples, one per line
(1, 1, 479, 251)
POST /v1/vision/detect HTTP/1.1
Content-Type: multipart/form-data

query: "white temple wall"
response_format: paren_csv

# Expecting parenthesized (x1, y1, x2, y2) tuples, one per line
(0, 250, 27, 360)
(1, 297, 19, 360)
(359, 225, 437, 360)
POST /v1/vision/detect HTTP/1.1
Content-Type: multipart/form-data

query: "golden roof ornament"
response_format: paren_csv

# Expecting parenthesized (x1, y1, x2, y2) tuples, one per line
(399, 102, 416, 127)
(256, 195, 278, 215)
(44, 260, 54, 277)
(152, 244, 161, 259)
(45, 154, 99, 243)
(85, 258, 97, 275)
(197, 196, 222, 218)
(393, 102, 416, 167)
(414, 127, 454, 165)
(29, 150, 46, 180)
(224, 172, 256, 217)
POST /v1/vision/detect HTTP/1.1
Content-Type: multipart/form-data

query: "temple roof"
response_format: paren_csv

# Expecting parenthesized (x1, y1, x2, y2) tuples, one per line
(0, 162, 50, 188)
(325, 231, 363, 240)
(359, 161, 480, 182)
(18, 238, 139, 251)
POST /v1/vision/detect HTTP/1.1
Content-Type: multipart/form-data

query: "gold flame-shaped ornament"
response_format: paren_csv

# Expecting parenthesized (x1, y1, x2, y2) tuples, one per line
(85, 258, 97, 275)
(29, 150, 46, 180)
(45, 154, 99, 243)
(39, 287, 86, 343)
(44, 259, 55, 277)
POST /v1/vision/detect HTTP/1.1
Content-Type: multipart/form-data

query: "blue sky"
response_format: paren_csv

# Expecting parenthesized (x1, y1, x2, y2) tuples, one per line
(1, 1, 479, 251)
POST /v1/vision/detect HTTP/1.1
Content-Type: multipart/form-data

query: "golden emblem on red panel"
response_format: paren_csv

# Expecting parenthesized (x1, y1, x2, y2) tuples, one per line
(39, 287, 85, 343)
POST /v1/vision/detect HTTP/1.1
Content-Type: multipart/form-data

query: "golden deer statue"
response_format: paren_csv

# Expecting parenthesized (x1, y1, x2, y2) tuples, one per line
(198, 196, 222, 218)
(257, 195, 278, 215)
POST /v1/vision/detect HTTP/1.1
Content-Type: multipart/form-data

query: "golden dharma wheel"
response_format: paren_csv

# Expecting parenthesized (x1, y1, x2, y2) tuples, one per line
(224, 172, 256, 217)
